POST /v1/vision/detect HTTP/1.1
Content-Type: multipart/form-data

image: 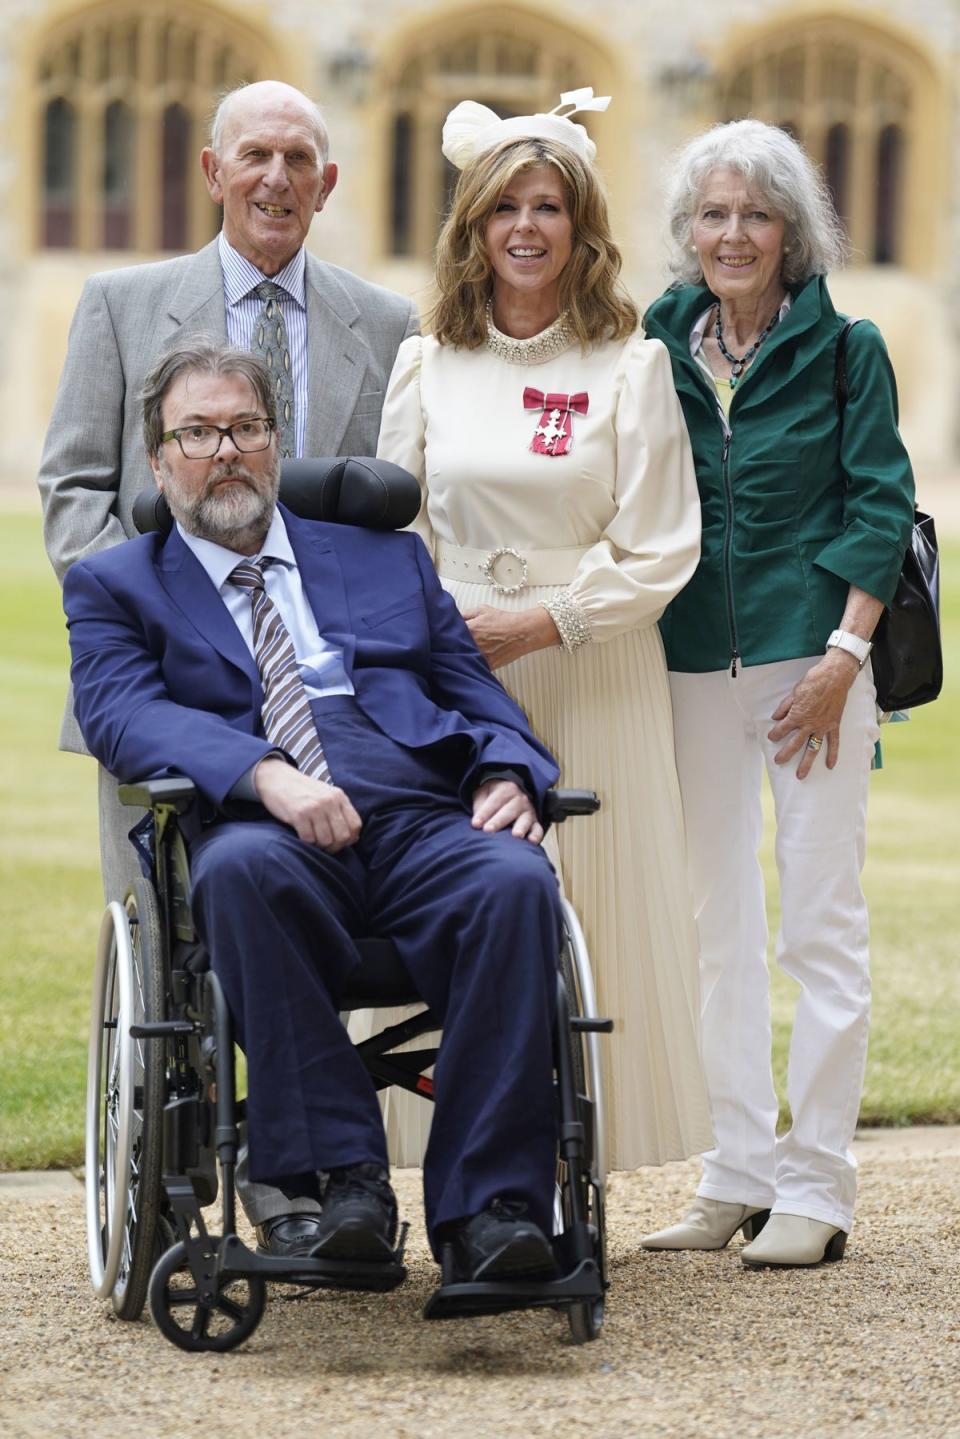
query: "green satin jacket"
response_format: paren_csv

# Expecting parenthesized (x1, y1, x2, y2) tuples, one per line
(644, 275, 915, 674)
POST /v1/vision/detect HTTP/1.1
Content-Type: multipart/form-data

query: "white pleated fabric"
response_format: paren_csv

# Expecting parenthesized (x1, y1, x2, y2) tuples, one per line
(364, 332, 715, 1169)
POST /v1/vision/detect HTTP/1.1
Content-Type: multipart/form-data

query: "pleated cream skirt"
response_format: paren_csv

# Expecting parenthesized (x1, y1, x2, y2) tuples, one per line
(350, 578, 714, 1170)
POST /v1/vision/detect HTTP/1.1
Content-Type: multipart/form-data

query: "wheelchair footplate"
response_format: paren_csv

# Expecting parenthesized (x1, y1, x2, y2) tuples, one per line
(425, 1240, 603, 1323)
(240, 1225, 409, 1294)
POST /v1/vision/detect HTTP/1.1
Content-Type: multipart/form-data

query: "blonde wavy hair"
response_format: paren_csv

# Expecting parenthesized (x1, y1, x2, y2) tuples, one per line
(432, 137, 637, 348)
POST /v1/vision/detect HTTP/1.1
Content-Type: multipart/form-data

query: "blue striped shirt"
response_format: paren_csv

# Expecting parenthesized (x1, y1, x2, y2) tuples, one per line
(218, 232, 309, 457)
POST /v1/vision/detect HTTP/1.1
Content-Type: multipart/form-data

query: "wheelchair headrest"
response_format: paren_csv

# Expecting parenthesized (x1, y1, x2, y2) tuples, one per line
(131, 456, 422, 538)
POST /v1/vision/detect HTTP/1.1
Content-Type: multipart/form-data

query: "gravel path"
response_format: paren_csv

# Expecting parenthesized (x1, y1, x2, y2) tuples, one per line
(2, 1129, 958, 1439)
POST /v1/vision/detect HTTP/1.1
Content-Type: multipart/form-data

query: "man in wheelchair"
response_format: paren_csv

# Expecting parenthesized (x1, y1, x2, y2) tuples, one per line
(64, 338, 571, 1295)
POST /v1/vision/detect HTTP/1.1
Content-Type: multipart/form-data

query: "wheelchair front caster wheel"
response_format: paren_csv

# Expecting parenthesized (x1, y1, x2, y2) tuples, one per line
(148, 1239, 266, 1352)
(567, 1296, 604, 1344)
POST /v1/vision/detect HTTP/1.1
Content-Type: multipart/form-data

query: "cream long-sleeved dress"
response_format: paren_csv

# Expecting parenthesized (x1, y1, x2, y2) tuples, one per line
(372, 328, 714, 1169)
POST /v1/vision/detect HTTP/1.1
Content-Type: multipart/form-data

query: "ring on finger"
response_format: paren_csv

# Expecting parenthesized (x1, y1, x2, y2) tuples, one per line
(806, 734, 823, 752)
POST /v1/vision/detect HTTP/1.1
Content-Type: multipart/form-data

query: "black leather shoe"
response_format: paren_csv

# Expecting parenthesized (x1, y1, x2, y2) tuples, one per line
(306, 1163, 398, 1262)
(256, 1212, 326, 1258)
(444, 1199, 558, 1282)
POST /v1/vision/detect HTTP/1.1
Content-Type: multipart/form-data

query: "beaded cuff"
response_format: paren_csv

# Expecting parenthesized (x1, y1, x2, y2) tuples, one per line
(543, 590, 592, 653)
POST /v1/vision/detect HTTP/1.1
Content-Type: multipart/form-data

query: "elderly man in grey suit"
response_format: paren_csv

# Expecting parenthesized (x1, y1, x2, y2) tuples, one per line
(39, 78, 416, 896)
(37, 79, 417, 1257)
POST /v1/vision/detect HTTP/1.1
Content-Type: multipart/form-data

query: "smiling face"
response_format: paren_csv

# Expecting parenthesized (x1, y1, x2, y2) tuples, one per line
(692, 166, 787, 310)
(484, 164, 574, 318)
(150, 369, 280, 552)
(201, 83, 338, 276)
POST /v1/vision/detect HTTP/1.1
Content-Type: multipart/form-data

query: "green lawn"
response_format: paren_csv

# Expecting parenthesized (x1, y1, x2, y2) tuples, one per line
(0, 510, 957, 1169)
(1, 511, 101, 1170)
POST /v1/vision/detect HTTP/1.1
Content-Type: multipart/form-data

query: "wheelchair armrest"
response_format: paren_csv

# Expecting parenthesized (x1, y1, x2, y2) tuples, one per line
(117, 776, 596, 822)
(544, 789, 600, 823)
(118, 777, 197, 812)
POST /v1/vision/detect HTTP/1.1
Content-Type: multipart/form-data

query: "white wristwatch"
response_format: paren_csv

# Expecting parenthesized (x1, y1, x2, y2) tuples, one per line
(826, 629, 873, 668)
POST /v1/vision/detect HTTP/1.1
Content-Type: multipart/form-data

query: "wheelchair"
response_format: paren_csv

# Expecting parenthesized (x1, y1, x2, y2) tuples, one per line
(84, 457, 612, 1352)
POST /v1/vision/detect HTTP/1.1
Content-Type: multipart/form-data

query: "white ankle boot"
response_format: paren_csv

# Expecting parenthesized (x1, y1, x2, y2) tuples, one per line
(641, 1198, 770, 1251)
(740, 1213, 847, 1267)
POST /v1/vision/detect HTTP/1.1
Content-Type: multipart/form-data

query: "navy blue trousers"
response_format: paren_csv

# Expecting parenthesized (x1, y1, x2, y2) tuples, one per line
(189, 700, 562, 1248)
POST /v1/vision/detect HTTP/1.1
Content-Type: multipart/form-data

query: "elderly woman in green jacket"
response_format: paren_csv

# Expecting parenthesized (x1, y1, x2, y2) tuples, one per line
(641, 119, 915, 1267)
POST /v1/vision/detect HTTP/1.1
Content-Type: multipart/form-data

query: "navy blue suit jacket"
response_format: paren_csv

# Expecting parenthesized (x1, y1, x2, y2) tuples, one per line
(63, 505, 559, 816)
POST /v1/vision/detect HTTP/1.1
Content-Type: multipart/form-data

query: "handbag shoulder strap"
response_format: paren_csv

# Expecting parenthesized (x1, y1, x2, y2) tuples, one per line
(834, 316, 863, 414)
(834, 317, 863, 493)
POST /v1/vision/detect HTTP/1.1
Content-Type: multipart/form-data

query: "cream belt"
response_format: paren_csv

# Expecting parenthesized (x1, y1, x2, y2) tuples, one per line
(435, 541, 592, 595)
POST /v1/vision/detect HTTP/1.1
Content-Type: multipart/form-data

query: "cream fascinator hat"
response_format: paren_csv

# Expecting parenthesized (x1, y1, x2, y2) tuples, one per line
(441, 87, 611, 170)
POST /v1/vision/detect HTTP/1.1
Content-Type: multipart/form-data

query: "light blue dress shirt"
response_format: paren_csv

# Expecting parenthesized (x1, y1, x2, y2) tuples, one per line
(178, 508, 354, 700)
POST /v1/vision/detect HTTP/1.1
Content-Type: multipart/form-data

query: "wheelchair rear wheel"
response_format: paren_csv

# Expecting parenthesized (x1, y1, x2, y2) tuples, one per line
(557, 902, 607, 1345)
(85, 881, 166, 1317)
(558, 899, 607, 1184)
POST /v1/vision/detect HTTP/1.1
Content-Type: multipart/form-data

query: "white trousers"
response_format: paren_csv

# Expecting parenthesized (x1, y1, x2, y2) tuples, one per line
(669, 658, 880, 1231)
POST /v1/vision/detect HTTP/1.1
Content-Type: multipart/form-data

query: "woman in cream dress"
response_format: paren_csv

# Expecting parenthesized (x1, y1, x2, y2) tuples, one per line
(374, 93, 713, 1170)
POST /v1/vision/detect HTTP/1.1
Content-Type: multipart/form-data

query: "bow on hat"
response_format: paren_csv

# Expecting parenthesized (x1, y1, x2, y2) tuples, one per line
(442, 87, 612, 170)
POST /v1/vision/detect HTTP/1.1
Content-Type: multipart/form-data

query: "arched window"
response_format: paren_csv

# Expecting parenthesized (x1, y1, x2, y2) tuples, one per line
(390, 113, 414, 257)
(384, 13, 610, 259)
(162, 104, 192, 253)
(43, 98, 76, 247)
(103, 100, 134, 248)
(875, 125, 903, 264)
(35, 4, 275, 253)
(825, 123, 851, 227)
(717, 21, 931, 270)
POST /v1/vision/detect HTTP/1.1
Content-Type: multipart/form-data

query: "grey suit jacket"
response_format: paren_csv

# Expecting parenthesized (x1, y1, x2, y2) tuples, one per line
(38, 237, 419, 751)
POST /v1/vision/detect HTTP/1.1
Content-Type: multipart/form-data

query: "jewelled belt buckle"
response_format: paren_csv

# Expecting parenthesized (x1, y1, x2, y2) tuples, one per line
(481, 546, 528, 595)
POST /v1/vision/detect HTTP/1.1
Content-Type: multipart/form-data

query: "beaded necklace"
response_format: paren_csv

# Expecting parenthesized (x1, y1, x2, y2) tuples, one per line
(484, 302, 573, 366)
(714, 306, 780, 388)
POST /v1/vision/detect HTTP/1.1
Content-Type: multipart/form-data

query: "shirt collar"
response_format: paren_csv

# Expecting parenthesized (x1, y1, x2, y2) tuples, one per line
(177, 505, 295, 592)
(688, 292, 793, 356)
(218, 231, 306, 310)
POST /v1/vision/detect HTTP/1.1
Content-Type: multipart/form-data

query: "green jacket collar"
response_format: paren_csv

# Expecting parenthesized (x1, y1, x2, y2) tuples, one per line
(645, 275, 842, 420)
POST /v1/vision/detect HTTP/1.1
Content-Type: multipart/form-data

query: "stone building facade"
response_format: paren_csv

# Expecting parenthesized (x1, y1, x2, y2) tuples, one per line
(1, 0, 957, 489)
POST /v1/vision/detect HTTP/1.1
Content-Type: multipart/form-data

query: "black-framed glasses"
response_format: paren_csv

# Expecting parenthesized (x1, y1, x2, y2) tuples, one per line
(160, 417, 276, 459)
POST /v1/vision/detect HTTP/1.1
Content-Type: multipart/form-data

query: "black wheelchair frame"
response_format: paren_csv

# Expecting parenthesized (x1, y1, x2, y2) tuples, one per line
(86, 780, 611, 1352)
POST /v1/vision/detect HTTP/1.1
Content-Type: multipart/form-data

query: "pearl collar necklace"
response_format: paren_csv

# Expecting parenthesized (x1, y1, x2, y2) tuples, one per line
(484, 303, 574, 366)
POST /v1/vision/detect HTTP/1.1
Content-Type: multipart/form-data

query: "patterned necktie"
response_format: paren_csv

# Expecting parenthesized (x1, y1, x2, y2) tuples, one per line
(228, 559, 330, 782)
(251, 281, 295, 458)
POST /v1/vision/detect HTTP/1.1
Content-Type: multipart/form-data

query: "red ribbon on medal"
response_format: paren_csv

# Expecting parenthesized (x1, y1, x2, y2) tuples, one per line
(523, 387, 588, 456)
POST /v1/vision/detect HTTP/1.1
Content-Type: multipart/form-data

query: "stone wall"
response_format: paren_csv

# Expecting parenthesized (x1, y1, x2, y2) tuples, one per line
(1, 0, 957, 491)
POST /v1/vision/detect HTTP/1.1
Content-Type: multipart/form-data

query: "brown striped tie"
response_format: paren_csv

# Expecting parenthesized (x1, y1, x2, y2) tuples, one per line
(228, 559, 330, 783)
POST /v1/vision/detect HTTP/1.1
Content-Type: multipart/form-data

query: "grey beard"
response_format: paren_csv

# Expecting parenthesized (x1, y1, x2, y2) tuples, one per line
(164, 463, 278, 550)
(188, 487, 275, 549)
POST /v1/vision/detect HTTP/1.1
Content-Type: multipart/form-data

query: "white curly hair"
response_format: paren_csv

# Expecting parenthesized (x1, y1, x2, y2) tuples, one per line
(665, 118, 848, 286)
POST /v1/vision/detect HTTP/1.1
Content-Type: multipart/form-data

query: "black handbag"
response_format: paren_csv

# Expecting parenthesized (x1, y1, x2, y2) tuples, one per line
(835, 319, 943, 711)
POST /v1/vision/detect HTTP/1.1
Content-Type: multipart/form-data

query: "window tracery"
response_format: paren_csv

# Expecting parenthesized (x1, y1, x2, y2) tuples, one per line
(385, 16, 603, 258)
(36, 4, 268, 252)
(718, 24, 926, 266)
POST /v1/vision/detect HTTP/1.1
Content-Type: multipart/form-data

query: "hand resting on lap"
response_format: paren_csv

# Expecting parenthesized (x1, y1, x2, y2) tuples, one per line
(254, 757, 363, 851)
